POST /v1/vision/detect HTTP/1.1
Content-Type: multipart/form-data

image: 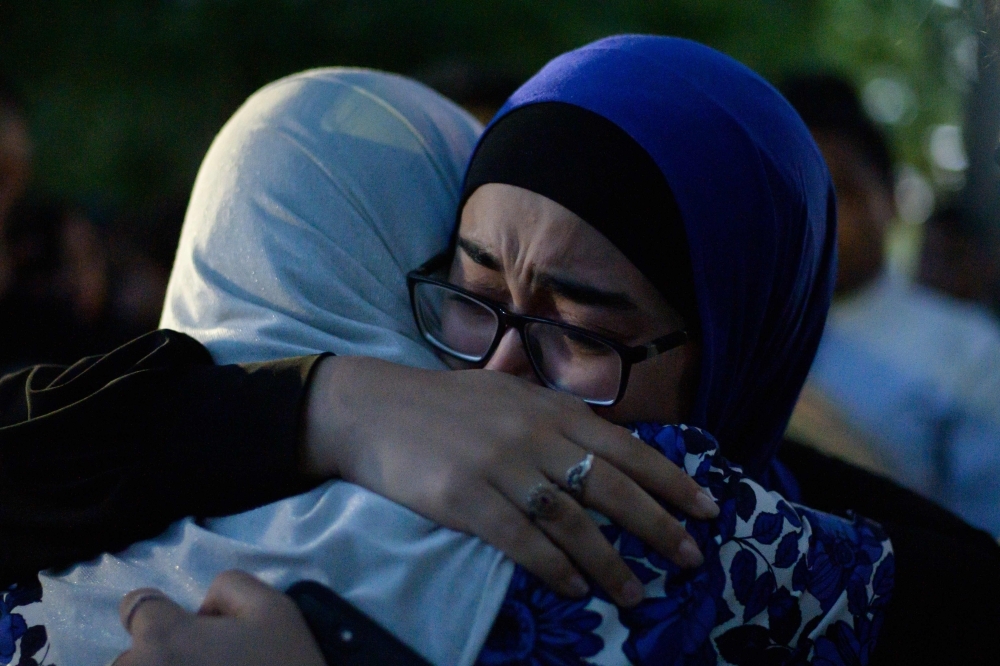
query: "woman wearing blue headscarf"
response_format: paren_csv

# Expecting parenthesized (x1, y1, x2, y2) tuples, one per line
(450, 34, 834, 482)
(411, 35, 889, 664)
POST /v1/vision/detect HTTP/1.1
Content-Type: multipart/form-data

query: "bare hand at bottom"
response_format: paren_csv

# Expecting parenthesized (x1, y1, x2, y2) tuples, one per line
(112, 570, 324, 666)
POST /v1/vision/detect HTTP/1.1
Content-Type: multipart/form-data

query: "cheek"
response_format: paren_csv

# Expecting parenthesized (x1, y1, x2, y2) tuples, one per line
(594, 343, 700, 425)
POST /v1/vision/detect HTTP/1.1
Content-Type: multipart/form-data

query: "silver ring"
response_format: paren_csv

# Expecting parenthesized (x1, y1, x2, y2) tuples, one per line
(526, 483, 562, 521)
(565, 453, 595, 497)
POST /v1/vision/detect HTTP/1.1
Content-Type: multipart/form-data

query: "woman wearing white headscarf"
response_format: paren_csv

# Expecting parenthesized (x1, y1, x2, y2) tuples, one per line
(15, 67, 713, 666)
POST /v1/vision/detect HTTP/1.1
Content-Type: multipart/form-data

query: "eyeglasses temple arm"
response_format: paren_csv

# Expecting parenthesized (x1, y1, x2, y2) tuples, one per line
(642, 329, 689, 360)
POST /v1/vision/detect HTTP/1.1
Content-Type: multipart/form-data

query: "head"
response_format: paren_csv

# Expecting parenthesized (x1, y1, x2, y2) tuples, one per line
(453, 183, 699, 423)
(918, 205, 1000, 304)
(161, 68, 481, 367)
(0, 77, 32, 230)
(445, 100, 701, 425)
(434, 37, 837, 475)
(4, 201, 108, 322)
(418, 61, 521, 126)
(783, 75, 895, 296)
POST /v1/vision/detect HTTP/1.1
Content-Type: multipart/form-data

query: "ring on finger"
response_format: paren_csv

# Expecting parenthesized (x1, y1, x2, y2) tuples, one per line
(123, 591, 169, 633)
(565, 452, 595, 498)
(526, 483, 563, 521)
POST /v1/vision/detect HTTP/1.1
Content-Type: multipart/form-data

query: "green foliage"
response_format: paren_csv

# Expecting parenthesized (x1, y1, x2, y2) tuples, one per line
(0, 0, 972, 207)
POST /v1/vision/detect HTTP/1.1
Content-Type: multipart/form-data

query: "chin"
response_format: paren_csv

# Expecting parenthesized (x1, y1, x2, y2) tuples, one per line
(592, 401, 680, 427)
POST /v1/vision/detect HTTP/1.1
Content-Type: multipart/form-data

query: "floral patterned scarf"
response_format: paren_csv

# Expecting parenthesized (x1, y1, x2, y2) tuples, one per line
(478, 424, 893, 666)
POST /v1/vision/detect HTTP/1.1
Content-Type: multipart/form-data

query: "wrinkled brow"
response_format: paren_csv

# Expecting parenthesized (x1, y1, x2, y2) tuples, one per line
(535, 273, 638, 310)
(458, 236, 637, 310)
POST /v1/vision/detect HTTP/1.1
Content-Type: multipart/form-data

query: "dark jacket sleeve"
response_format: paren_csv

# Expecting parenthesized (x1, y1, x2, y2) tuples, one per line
(0, 329, 327, 587)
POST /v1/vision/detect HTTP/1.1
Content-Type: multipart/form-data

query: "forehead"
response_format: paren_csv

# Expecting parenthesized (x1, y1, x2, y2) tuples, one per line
(458, 183, 644, 285)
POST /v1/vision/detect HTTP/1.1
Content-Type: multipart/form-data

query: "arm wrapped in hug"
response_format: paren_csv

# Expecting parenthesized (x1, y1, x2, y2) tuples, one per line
(0, 329, 324, 587)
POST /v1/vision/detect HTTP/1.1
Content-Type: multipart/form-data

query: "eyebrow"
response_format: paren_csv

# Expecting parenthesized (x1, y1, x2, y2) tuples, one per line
(457, 236, 638, 311)
(457, 237, 502, 271)
(536, 273, 638, 310)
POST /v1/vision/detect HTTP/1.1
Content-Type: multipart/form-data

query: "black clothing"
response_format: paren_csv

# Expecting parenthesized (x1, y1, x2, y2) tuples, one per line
(287, 580, 431, 666)
(780, 441, 1000, 665)
(459, 102, 698, 327)
(0, 329, 323, 587)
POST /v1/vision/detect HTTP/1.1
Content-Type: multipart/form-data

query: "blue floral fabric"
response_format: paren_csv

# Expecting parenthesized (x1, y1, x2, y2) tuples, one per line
(477, 424, 894, 665)
(0, 579, 52, 666)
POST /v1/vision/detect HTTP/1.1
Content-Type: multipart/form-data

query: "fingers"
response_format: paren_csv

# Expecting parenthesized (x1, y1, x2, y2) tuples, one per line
(464, 484, 593, 599)
(487, 477, 649, 608)
(567, 456, 704, 568)
(568, 417, 719, 520)
(119, 588, 188, 641)
(525, 483, 648, 607)
(199, 570, 289, 621)
(114, 573, 324, 666)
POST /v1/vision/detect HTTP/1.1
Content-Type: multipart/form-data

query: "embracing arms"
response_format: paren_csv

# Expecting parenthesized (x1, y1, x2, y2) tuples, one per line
(0, 329, 716, 606)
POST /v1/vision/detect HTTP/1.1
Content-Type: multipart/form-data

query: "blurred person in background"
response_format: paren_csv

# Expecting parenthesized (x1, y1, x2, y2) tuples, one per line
(106, 199, 185, 336)
(0, 199, 151, 371)
(0, 74, 103, 370)
(917, 204, 1000, 311)
(0, 76, 30, 232)
(0, 201, 95, 370)
(0, 75, 32, 313)
(417, 60, 521, 125)
(0, 73, 178, 372)
(784, 74, 1000, 533)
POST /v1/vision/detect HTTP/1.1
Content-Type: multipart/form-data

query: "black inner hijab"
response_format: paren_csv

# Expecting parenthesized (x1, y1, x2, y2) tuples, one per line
(460, 101, 698, 329)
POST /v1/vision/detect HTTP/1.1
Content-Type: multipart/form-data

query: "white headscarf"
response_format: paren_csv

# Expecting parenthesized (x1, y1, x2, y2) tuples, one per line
(33, 69, 513, 666)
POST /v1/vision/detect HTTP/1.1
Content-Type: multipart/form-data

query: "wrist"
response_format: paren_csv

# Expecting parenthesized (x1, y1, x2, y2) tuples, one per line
(300, 355, 418, 480)
(301, 355, 351, 478)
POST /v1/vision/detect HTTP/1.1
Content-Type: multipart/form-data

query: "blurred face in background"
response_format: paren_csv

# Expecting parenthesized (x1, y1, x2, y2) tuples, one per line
(0, 107, 32, 229)
(0, 108, 31, 295)
(813, 130, 894, 296)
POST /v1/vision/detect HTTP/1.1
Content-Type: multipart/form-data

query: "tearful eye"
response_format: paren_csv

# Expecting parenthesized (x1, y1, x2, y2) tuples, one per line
(564, 330, 614, 356)
(414, 282, 498, 361)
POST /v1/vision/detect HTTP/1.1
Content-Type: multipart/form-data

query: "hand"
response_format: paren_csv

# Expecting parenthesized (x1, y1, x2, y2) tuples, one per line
(112, 570, 325, 666)
(303, 356, 719, 608)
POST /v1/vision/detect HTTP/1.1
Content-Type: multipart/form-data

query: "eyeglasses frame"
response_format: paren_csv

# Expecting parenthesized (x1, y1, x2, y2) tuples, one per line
(406, 252, 689, 406)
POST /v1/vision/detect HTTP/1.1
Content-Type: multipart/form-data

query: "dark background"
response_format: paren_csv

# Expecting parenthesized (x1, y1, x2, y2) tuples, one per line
(1, 0, 998, 372)
(0, 1, 975, 209)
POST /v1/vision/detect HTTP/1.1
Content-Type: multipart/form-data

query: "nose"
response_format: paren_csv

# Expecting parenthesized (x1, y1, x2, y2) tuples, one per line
(483, 328, 539, 383)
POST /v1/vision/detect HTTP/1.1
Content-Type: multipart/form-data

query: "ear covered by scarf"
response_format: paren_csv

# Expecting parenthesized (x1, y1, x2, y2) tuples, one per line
(470, 36, 837, 477)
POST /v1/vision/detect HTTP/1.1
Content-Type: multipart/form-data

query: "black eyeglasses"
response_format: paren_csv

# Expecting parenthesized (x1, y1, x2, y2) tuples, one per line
(406, 253, 689, 406)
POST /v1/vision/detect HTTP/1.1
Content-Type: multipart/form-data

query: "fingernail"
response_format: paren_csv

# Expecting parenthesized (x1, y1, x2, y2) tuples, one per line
(620, 578, 645, 607)
(677, 537, 704, 568)
(568, 575, 590, 597)
(694, 489, 720, 518)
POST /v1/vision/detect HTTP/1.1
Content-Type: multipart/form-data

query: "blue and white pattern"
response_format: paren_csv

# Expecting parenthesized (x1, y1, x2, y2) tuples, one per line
(0, 579, 52, 666)
(478, 424, 894, 665)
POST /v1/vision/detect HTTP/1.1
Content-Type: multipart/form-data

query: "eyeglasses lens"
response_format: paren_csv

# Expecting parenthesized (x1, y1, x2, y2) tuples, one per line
(523, 322, 622, 405)
(414, 282, 623, 404)
(414, 282, 497, 361)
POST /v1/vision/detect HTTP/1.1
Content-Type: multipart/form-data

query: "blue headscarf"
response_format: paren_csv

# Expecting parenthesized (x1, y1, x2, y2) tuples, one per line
(477, 35, 837, 477)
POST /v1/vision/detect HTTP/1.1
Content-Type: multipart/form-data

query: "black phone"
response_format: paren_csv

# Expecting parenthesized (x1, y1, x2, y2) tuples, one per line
(285, 580, 432, 666)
